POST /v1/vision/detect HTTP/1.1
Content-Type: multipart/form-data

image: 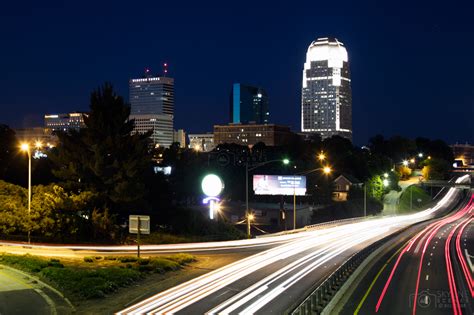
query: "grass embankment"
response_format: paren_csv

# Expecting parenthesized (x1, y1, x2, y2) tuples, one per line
(398, 185, 432, 213)
(0, 253, 195, 301)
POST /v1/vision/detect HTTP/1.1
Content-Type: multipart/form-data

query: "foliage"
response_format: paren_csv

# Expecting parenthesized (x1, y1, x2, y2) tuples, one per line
(397, 165, 412, 180)
(420, 158, 451, 180)
(50, 83, 152, 214)
(0, 253, 195, 300)
(398, 185, 431, 213)
(365, 175, 386, 201)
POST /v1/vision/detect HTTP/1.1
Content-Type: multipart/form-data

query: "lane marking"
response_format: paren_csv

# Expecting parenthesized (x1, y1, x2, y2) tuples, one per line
(425, 275, 429, 281)
(353, 245, 404, 315)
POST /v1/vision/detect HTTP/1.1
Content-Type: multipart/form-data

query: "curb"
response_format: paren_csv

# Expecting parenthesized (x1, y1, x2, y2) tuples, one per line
(0, 263, 75, 312)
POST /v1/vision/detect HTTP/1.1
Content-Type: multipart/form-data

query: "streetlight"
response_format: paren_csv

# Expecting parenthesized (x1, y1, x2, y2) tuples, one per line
(295, 166, 332, 230)
(20, 143, 32, 244)
(247, 213, 255, 237)
(384, 173, 389, 178)
(410, 158, 416, 164)
(402, 160, 409, 166)
(418, 153, 423, 158)
(318, 151, 326, 161)
(245, 159, 289, 238)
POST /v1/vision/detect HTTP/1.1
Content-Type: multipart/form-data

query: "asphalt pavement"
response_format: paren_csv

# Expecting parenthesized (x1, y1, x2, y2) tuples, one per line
(340, 193, 474, 315)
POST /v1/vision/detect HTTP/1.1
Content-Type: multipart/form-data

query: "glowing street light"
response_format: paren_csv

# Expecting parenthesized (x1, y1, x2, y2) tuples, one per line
(383, 178, 390, 187)
(323, 166, 332, 174)
(384, 173, 389, 178)
(35, 141, 43, 150)
(403, 160, 409, 166)
(201, 174, 224, 220)
(318, 152, 326, 161)
(20, 142, 32, 243)
(283, 158, 290, 165)
(410, 158, 416, 164)
(418, 153, 423, 158)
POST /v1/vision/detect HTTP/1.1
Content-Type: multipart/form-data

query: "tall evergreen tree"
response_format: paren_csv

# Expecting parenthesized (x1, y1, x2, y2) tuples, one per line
(51, 83, 152, 213)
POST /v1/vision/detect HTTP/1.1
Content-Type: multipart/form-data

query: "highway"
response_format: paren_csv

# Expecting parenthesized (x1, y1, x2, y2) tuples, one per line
(117, 176, 470, 314)
(340, 192, 473, 315)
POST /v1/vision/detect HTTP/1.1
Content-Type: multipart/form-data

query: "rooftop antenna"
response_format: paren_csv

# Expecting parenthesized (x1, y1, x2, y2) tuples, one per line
(144, 67, 151, 78)
(163, 62, 168, 77)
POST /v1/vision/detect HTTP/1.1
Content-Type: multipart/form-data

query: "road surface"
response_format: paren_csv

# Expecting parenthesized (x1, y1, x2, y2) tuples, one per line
(340, 192, 473, 315)
(117, 176, 469, 314)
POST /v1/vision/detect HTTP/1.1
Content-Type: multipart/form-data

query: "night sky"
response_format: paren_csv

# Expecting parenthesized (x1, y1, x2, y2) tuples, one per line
(1, 0, 472, 145)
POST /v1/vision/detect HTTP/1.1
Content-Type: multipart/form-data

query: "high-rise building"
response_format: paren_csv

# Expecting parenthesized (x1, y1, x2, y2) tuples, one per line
(129, 70, 174, 147)
(173, 129, 186, 148)
(230, 83, 269, 124)
(301, 37, 352, 141)
(44, 112, 87, 134)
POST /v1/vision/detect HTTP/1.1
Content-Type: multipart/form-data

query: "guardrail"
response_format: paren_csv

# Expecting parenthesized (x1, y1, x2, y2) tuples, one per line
(290, 233, 393, 315)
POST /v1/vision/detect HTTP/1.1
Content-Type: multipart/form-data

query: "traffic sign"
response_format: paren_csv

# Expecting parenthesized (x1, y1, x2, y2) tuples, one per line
(129, 215, 150, 235)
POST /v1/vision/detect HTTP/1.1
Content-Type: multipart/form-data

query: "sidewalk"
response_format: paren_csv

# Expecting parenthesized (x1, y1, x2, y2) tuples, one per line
(0, 264, 74, 315)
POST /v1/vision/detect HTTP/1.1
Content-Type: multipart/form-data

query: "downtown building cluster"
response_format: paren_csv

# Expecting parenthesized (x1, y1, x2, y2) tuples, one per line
(19, 36, 354, 151)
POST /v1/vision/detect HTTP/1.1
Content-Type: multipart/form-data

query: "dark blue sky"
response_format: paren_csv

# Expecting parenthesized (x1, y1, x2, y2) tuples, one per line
(1, 0, 472, 145)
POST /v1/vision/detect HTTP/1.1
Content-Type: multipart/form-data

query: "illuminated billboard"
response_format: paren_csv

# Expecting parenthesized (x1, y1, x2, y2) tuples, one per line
(253, 175, 307, 196)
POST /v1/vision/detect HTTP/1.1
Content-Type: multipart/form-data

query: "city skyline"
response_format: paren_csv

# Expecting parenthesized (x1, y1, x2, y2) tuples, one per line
(0, 1, 473, 146)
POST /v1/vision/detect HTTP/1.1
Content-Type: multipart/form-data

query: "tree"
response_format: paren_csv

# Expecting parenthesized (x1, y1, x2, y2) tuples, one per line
(50, 83, 152, 214)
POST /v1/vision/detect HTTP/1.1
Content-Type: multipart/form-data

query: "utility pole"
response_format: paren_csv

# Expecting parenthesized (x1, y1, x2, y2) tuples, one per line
(246, 163, 250, 238)
(410, 186, 413, 211)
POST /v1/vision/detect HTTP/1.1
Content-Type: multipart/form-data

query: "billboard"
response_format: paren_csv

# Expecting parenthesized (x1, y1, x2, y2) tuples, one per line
(253, 175, 307, 196)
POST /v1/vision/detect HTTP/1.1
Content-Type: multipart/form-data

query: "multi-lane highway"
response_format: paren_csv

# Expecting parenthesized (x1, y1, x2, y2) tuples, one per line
(341, 192, 473, 315)
(117, 176, 470, 314)
(0, 175, 469, 314)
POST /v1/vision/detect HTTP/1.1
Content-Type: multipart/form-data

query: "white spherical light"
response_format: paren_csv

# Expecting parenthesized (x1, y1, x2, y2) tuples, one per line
(201, 174, 224, 197)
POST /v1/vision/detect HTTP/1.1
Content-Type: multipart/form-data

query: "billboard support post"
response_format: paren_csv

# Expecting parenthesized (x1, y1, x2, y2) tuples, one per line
(293, 175, 297, 230)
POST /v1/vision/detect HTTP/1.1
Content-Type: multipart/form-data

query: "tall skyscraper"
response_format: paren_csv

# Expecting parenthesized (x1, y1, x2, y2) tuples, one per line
(301, 37, 352, 141)
(230, 83, 269, 124)
(129, 69, 174, 147)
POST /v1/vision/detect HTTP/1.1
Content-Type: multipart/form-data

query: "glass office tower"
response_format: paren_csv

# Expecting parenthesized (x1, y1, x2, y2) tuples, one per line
(230, 83, 269, 124)
(301, 37, 352, 141)
(129, 71, 174, 147)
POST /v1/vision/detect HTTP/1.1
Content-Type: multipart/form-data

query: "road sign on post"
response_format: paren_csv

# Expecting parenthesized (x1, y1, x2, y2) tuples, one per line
(129, 215, 150, 258)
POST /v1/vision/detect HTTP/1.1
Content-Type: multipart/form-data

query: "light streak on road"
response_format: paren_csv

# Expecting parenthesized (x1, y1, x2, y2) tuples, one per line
(375, 188, 473, 314)
(119, 175, 470, 314)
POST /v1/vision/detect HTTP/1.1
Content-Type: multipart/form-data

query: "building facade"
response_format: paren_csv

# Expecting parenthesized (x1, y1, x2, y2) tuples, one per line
(188, 133, 215, 152)
(129, 72, 174, 147)
(451, 143, 474, 166)
(213, 123, 294, 147)
(173, 129, 186, 148)
(301, 37, 352, 141)
(44, 112, 87, 134)
(230, 83, 269, 124)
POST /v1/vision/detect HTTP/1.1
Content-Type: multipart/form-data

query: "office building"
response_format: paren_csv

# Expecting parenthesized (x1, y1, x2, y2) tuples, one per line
(44, 112, 87, 134)
(188, 133, 215, 152)
(129, 71, 174, 147)
(173, 129, 186, 148)
(301, 37, 352, 141)
(451, 143, 474, 166)
(230, 83, 269, 124)
(213, 123, 295, 147)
